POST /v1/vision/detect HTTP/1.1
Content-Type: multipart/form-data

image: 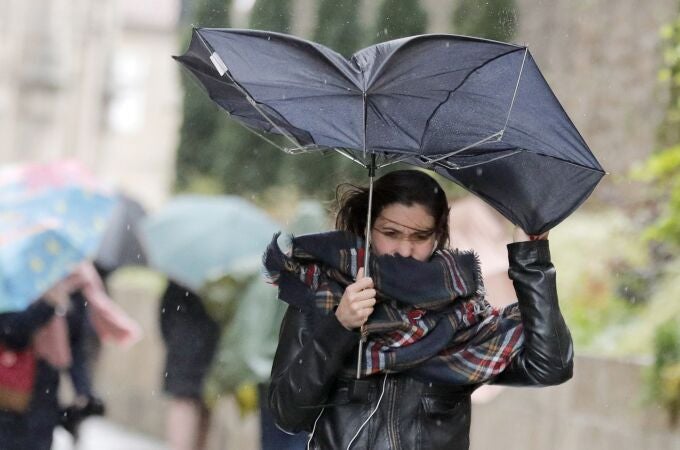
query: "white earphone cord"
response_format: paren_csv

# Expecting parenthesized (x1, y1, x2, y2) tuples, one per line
(305, 374, 389, 450)
(346, 374, 389, 450)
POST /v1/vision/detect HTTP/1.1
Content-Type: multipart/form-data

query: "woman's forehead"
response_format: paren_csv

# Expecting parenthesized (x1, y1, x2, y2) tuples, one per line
(375, 203, 435, 231)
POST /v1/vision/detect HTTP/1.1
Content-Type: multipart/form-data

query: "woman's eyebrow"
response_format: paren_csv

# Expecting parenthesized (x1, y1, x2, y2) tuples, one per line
(378, 216, 434, 233)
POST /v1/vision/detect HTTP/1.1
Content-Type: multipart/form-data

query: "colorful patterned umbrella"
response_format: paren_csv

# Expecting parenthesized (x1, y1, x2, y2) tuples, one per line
(0, 161, 115, 313)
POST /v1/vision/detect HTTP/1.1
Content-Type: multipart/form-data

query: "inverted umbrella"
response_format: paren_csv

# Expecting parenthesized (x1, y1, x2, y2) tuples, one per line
(139, 195, 280, 292)
(175, 28, 605, 237)
(0, 162, 115, 313)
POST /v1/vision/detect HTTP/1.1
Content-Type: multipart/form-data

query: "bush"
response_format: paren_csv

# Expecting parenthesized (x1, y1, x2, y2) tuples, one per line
(645, 318, 680, 425)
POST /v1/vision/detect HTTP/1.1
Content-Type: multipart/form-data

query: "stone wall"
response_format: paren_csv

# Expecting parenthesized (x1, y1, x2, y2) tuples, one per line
(471, 355, 680, 449)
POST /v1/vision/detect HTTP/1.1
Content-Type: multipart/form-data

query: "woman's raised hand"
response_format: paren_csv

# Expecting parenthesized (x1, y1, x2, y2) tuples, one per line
(335, 267, 377, 330)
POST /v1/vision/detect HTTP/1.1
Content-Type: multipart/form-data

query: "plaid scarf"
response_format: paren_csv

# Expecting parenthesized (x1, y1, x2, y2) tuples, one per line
(263, 231, 524, 384)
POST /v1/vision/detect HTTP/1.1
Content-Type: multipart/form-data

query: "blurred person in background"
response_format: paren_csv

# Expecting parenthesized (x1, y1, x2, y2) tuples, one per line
(159, 280, 220, 450)
(57, 265, 112, 438)
(0, 263, 126, 449)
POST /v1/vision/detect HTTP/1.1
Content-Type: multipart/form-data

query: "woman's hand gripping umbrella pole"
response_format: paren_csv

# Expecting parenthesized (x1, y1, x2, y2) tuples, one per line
(334, 155, 377, 379)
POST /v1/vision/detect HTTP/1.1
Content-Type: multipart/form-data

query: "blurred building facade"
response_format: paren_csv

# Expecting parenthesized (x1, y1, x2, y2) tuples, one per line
(0, 0, 181, 210)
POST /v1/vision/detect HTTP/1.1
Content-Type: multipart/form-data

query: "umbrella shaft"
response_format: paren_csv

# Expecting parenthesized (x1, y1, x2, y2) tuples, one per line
(357, 154, 376, 380)
(363, 174, 374, 278)
(363, 154, 376, 278)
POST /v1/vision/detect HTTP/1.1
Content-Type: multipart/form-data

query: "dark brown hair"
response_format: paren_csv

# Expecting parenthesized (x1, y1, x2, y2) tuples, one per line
(335, 170, 450, 250)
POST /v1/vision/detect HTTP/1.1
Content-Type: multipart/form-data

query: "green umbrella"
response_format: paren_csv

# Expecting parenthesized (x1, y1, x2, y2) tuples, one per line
(139, 195, 279, 292)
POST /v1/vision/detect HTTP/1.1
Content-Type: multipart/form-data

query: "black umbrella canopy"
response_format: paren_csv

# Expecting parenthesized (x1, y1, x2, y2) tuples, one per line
(174, 28, 605, 234)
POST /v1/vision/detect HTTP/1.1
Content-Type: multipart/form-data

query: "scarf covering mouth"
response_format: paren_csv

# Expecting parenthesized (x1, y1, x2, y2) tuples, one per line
(263, 230, 524, 384)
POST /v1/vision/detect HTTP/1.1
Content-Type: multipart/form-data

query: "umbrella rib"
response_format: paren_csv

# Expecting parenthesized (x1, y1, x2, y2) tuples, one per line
(229, 115, 366, 166)
(334, 148, 369, 168)
(197, 41, 306, 150)
(428, 149, 607, 174)
(501, 48, 528, 135)
(230, 118, 293, 152)
(423, 131, 504, 164)
(376, 154, 412, 169)
(432, 150, 522, 170)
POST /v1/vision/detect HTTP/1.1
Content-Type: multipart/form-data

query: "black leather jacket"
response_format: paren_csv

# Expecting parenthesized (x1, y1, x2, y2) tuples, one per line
(269, 240, 573, 450)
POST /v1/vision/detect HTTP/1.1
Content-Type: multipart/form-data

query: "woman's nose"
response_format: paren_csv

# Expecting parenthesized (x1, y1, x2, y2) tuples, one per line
(397, 240, 413, 258)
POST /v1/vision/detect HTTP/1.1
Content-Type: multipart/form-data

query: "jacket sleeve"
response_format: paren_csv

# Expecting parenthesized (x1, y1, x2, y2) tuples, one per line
(0, 300, 55, 350)
(491, 240, 574, 386)
(268, 306, 359, 433)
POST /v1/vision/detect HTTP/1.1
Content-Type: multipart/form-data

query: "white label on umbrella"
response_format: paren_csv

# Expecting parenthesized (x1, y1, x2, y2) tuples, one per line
(210, 52, 228, 76)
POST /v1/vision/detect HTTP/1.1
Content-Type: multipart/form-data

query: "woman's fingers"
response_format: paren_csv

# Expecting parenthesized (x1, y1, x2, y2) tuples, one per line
(351, 297, 376, 311)
(336, 267, 377, 330)
(347, 288, 376, 303)
(348, 276, 374, 292)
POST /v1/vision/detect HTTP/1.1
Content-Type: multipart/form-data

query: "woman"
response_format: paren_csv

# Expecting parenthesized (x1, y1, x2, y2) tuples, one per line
(265, 170, 573, 450)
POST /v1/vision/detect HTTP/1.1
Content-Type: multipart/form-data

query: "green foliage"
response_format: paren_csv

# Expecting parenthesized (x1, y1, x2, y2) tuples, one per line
(548, 210, 649, 352)
(209, 0, 292, 195)
(635, 14, 680, 248)
(635, 145, 680, 246)
(645, 318, 680, 425)
(451, 0, 517, 42)
(314, 0, 363, 57)
(175, 0, 232, 192)
(657, 16, 680, 147)
(372, 0, 428, 43)
(250, 0, 293, 33)
(560, 280, 640, 350)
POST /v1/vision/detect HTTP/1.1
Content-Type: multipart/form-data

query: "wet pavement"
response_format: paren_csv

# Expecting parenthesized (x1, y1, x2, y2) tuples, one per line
(52, 417, 167, 450)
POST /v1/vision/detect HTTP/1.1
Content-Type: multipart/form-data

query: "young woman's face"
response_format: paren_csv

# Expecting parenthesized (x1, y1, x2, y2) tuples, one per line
(371, 203, 437, 262)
